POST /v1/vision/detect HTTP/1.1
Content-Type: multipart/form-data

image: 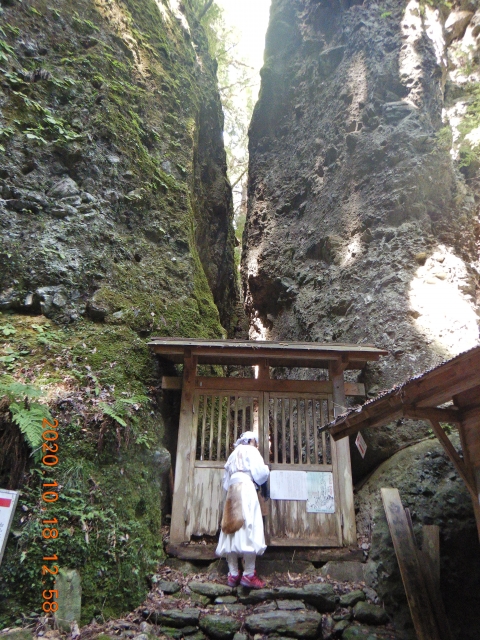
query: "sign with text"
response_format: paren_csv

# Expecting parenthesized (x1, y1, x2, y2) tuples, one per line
(270, 470, 308, 500)
(0, 489, 19, 565)
(355, 432, 367, 459)
(306, 472, 335, 513)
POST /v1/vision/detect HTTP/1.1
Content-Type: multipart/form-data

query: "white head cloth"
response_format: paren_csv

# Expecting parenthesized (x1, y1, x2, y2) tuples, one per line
(234, 431, 257, 448)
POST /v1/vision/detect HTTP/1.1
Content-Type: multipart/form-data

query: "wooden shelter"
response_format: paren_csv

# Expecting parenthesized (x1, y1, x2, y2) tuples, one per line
(325, 345, 480, 540)
(148, 338, 387, 553)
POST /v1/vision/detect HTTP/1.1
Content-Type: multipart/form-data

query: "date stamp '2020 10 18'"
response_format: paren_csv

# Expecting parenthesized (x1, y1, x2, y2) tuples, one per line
(40, 416, 60, 615)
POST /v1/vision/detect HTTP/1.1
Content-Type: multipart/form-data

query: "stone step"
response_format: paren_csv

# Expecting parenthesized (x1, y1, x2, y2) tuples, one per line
(139, 576, 398, 640)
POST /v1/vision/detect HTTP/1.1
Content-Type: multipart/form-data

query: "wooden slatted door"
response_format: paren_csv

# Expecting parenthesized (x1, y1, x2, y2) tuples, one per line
(262, 393, 343, 547)
(182, 390, 262, 539)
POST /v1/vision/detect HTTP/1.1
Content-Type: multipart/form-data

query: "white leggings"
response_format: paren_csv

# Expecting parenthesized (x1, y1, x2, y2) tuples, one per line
(227, 552, 256, 576)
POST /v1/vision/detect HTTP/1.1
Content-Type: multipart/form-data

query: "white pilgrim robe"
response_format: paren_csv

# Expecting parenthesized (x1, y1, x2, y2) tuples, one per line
(216, 444, 270, 557)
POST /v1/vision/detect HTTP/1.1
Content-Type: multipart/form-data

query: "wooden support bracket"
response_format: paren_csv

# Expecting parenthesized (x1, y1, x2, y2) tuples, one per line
(428, 419, 477, 501)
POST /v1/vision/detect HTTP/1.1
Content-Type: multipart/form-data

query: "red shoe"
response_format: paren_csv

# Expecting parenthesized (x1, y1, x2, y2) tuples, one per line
(227, 572, 242, 587)
(240, 570, 265, 589)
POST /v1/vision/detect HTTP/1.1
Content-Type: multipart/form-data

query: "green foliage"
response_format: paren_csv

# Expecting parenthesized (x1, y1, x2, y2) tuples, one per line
(420, 0, 452, 10)
(0, 39, 15, 63)
(0, 347, 31, 369)
(99, 395, 152, 446)
(0, 378, 53, 459)
(436, 125, 453, 151)
(99, 402, 126, 427)
(9, 403, 51, 457)
(11, 91, 84, 145)
(427, 423, 454, 437)
(0, 457, 164, 624)
(3, 23, 20, 37)
(31, 322, 64, 346)
(0, 379, 44, 401)
(72, 13, 100, 35)
(0, 124, 15, 140)
(454, 83, 480, 168)
(1, 322, 16, 336)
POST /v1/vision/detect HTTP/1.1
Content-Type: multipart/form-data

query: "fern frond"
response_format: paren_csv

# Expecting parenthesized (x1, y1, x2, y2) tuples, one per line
(116, 395, 149, 406)
(10, 401, 52, 458)
(0, 378, 44, 400)
(99, 402, 127, 427)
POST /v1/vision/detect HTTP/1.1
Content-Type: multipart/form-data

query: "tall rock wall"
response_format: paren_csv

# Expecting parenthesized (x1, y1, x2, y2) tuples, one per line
(243, 1, 480, 634)
(243, 0, 480, 478)
(0, 0, 237, 624)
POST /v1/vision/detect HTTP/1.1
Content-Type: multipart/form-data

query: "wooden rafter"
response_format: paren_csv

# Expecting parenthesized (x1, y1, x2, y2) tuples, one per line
(403, 407, 462, 424)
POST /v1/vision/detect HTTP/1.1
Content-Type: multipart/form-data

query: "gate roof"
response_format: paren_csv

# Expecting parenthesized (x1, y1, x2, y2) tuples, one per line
(148, 337, 387, 369)
(324, 345, 480, 440)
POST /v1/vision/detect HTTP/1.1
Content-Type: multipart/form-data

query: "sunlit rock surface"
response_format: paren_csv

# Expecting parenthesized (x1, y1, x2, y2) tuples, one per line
(242, 0, 480, 478)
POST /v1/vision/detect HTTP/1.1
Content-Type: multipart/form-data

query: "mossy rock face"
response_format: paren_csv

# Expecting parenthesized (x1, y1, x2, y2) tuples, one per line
(0, 0, 237, 334)
(0, 631, 34, 640)
(0, 0, 237, 625)
(199, 614, 241, 640)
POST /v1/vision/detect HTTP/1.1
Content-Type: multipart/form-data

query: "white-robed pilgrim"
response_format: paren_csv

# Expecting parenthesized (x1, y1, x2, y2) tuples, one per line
(216, 431, 270, 557)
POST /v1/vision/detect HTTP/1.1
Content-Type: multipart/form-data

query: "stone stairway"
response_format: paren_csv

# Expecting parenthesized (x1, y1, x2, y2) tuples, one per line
(0, 561, 398, 640)
(130, 563, 397, 640)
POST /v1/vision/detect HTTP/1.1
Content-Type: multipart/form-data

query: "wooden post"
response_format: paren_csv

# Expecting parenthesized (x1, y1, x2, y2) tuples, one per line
(170, 350, 198, 544)
(257, 359, 270, 380)
(458, 406, 480, 542)
(329, 361, 356, 546)
(381, 488, 441, 640)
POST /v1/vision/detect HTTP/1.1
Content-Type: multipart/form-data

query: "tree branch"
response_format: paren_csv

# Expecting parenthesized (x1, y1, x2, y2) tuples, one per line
(219, 81, 256, 94)
(198, 0, 214, 20)
(231, 168, 247, 189)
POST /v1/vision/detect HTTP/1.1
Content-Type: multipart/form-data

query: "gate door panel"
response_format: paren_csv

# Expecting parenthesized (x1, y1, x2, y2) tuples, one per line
(262, 393, 342, 547)
(184, 390, 262, 539)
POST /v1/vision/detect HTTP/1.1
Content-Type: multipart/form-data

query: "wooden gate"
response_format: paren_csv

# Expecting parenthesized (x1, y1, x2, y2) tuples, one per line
(263, 392, 342, 547)
(176, 386, 346, 547)
(182, 390, 262, 540)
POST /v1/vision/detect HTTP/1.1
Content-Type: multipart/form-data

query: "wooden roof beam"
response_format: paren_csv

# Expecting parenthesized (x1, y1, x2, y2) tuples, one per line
(403, 354, 480, 408)
(403, 407, 463, 424)
(330, 403, 462, 441)
(330, 405, 404, 439)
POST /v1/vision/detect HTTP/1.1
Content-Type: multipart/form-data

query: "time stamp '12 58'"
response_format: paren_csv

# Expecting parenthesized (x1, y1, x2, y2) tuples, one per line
(40, 417, 60, 614)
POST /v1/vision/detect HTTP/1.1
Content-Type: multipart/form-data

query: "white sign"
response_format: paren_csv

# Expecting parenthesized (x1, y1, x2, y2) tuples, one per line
(355, 432, 367, 459)
(306, 472, 335, 513)
(0, 489, 19, 565)
(270, 470, 308, 500)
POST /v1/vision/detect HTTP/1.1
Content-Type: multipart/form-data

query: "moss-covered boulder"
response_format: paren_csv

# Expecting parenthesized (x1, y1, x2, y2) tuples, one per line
(0, 0, 237, 626)
(199, 615, 241, 640)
